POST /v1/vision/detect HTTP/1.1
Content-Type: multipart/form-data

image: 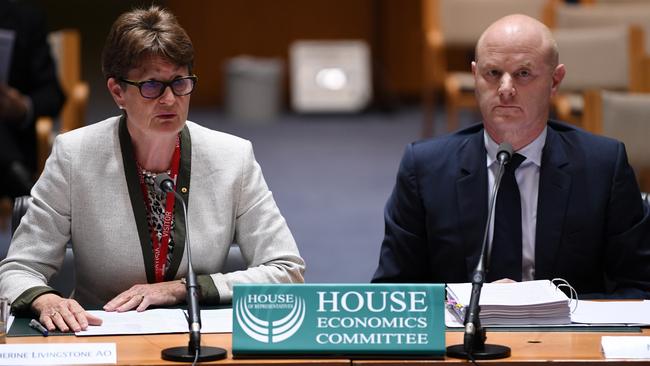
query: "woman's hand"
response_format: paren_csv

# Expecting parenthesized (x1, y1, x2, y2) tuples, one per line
(103, 280, 186, 312)
(31, 293, 103, 332)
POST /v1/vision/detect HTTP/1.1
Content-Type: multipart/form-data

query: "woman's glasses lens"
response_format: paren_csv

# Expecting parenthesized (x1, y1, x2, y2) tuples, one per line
(171, 78, 194, 95)
(141, 81, 165, 98)
(122, 76, 197, 99)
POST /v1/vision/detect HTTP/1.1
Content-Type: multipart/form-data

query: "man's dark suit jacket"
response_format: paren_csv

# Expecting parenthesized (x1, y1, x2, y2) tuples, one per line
(372, 121, 650, 298)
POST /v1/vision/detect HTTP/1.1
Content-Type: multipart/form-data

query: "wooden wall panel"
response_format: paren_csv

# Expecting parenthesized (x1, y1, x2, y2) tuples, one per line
(26, 0, 424, 109)
(168, 0, 423, 107)
(377, 0, 424, 98)
(170, 0, 376, 106)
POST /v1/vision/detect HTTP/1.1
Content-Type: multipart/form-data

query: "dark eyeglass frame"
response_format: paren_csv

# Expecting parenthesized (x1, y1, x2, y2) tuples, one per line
(119, 75, 198, 99)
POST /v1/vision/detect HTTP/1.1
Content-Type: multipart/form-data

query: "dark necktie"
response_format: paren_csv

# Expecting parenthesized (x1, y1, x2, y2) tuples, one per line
(488, 153, 526, 282)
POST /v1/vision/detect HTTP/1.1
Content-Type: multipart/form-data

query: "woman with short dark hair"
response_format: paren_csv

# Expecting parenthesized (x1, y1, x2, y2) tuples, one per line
(0, 5, 305, 333)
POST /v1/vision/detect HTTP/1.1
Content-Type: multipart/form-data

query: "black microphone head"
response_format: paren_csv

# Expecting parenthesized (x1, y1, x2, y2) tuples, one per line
(496, 142, 513, 164)
(154, 172, 175, 194)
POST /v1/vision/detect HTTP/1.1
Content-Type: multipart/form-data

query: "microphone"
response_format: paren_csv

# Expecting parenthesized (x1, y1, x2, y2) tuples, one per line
(155, 173, 227, 362)
(446, 142, 513, 360)
(496, 142, 513, 165)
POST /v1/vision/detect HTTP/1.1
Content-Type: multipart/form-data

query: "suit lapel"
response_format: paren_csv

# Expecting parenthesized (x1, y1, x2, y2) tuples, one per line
(119, 117, 156, 283)
(535, 126, 571, 279)
(165, 125, 191, 281)
(119, 119, 193, 283)
(456, 131, 489, 279)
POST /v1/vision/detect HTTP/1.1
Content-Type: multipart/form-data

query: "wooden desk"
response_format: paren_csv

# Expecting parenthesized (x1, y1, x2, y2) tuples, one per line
(7, 330, 650, 365)
(6, 333, 350, 365)
(354, 329, 650, 365)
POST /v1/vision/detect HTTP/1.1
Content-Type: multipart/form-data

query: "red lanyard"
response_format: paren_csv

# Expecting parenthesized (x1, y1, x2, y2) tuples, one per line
(137, 136, 181, 283)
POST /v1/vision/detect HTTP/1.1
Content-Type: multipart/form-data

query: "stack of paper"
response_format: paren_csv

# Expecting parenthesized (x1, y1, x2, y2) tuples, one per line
(573, 300, 650, 326)
(446, 280, 571, 326)
(74, 308, 232, 336)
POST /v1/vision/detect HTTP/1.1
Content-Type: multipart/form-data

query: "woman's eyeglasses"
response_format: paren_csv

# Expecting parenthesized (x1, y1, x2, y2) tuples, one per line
(119, 75, 198, 99)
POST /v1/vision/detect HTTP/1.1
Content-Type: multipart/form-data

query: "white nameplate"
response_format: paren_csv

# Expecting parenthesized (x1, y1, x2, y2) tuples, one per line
(0, 343, 116, 365)
(602, 336, 650, 359)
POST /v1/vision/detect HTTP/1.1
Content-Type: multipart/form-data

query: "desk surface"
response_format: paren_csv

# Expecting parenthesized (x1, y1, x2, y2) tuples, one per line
(357, 329, 650, 365)
(7, 333, 348, 365)
(7, 329, 650, 365)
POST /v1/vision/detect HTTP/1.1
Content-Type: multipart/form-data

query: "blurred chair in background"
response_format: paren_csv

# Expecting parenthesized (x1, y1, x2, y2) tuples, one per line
(5, 28, 88, 293)
(0, 0, 65, 226)
(420, 0, 555, 136)
(554, 1, 650, 54)
(551, 25, 644, 127)
(583, 90, 650, 192)
(553, 1, 650, 104)
(36, 29, 89, 174)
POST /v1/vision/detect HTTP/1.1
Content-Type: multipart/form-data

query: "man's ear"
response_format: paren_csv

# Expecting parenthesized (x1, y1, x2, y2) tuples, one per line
(550, 64, 566, 96)
(107, 78, 126, 108)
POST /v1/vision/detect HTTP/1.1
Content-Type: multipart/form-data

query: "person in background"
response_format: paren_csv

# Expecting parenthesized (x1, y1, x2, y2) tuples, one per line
(0, 0, 65, 198)
(372, 14, 650, 298)
(0, 5, 305, 332)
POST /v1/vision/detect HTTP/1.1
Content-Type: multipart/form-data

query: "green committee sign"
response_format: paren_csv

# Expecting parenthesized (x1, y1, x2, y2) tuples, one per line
(232, 284, 445, 358)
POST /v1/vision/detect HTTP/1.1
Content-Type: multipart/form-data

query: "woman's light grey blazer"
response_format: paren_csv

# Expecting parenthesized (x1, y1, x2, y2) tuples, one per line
(0, 116, 305, 307)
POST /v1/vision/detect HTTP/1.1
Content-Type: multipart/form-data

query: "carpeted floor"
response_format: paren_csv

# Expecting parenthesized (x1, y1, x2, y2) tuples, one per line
(190, 107, 426, 283)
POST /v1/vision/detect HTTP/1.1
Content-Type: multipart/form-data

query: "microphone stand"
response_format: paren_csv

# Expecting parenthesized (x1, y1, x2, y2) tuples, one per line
(446, 145, 512, 360)
(157, 175, 227, 362)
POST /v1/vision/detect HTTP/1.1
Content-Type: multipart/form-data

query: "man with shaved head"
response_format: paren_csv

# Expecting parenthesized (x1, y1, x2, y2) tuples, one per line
(373, 15, 650, 298)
